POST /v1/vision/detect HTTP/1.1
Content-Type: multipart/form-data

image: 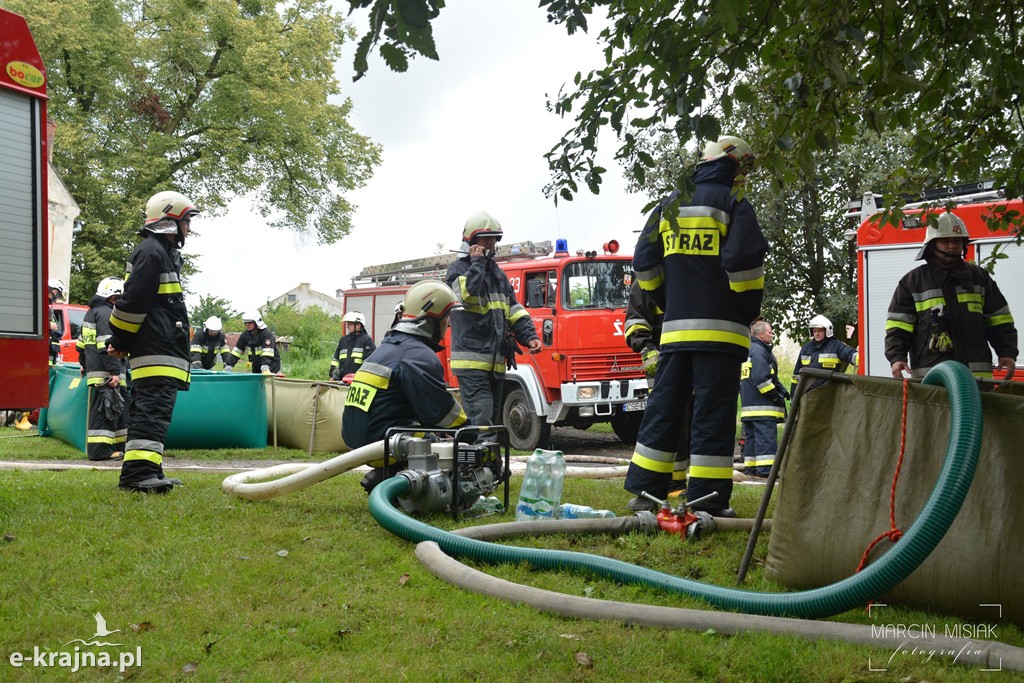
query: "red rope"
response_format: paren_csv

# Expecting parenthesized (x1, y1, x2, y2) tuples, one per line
(856, 378, 909, 580)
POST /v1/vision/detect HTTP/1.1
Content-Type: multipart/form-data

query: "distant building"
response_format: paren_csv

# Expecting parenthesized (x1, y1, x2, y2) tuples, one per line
(47, 121, 80, 293)
(265, 282, 344, 316)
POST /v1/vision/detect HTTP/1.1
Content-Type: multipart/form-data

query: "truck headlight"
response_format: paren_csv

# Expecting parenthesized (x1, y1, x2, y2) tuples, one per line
(578, 386, 597, 400)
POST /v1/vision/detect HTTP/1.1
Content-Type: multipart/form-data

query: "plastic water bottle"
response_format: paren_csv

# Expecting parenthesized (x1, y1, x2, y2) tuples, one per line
(469, 496, 504, 516)
(557, 503, 616, 519)
(515, 449, 566, 521)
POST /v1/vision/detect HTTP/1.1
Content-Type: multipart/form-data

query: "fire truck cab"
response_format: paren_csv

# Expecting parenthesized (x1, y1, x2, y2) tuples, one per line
(0, 8, 50, 409)
(344, 239, 649, 450)
(853, 182, 1024, 378)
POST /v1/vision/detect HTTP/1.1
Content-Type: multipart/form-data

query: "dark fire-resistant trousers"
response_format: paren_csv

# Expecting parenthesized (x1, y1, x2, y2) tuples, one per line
(742, 418, 777, 477)
(86, 384, 129, 461)
(455, 370, 504, 427)
(119, 379, 179, 486)
(625, 351, 742, 507)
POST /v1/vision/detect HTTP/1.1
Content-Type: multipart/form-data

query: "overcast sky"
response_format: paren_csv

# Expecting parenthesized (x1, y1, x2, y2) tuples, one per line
(182, 0, 647, 313)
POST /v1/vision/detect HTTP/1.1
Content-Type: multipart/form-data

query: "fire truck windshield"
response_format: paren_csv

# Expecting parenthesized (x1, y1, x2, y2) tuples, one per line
(563, 260, 632, 310)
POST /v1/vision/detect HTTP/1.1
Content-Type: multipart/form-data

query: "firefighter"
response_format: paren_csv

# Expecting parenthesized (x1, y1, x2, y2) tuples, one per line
(330, 311, 376, 382)
(739, 320, 788, 478)
(445, 211, 542, 429)
(107, 190, 197, 493)
(224, 311, 281, 374)
(190, 316, 230, 370)
(341, 280, 468, 493)
(623, 279, 691, 502)
(790, 314, 859, 394)
(886, 211, 1017, 380)
(47, 278, 66, 364)
(624, 135, 768, 518)
(77, 277, 129, 461)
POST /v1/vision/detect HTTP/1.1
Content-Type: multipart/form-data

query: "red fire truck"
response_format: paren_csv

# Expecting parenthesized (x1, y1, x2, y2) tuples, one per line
(343, 238, 649, 450)
(852, 182, 1024, 378)
(0, 8, 51, 409)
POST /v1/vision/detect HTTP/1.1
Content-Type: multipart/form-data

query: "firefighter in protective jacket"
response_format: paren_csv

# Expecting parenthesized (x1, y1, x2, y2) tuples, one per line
(445, 212, 541, 427)
(330, 311, 376, 381)
(77, 277, 129, 461)
(108, 190, 197, 493)
(624, 135, 768, 518)
(342, 280, 468, 493)
(790, 314, 859, 394)
(885, 211, 1017, 380)
(739, 320, 787, 477)
(190, 316, 230, 369)
(224, 311, 281, 374)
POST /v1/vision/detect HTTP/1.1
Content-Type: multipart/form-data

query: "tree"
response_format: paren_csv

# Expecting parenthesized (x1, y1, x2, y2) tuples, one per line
(10, 0, 381, 302)
(348, 0, 1023, 221)
(189, 295, 238, 330)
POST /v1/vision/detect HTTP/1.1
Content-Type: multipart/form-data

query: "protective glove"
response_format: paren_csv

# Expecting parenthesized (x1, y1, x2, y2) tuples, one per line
(261, 366, 272, 375)
(330, 368, 341, 381)
(191, 361, 202, 369)
(641, 346, 660, 377)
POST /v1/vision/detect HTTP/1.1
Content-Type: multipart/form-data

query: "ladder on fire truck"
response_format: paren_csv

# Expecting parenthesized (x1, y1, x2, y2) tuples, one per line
(350, 240, 554, 288)
(843, 180, 1004, 225)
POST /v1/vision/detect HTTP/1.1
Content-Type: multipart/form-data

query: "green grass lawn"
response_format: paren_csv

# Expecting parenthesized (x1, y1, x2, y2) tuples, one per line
(1, 428, 1020, 681)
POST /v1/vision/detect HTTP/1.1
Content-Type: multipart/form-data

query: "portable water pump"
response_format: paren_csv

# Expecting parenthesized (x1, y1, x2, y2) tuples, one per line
(383, 428, 510, 519)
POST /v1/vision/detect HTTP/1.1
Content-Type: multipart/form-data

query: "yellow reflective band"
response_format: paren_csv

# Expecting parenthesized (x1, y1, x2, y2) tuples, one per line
(660, 329, 751, 348)
(110, 316, 142, 333)
(671, 470, 687, 482)
(123, 450, 162, 465)
(131, 366, 190, 382)
(351, 370, 389, 389)
(744, 409, 785, 418)
(156, 283, 183, 294)
(914, 297, 945, 312)
(87, 435, 119, 444)
(344, 383, 377, 413)
(740, 361, 751, 380)
(689, 465, 734, 479)
(988, 314, 1014, 326)
(509, 308, 529, 324)
(885, 320, 914, 332)
(753, 457, 774, 467)
(957, 292, 983, 304)
(629, 451, 675, 474)
(638, 273, 663, 291)
(450, 359, 505, 373)
(729, 275, 764, 293)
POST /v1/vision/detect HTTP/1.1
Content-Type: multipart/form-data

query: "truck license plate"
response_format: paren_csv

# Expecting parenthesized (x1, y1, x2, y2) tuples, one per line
(623, 400, 647, 412)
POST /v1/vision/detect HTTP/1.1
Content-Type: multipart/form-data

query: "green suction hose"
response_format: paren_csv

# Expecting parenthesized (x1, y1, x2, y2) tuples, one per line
(369, 361, 983, 619)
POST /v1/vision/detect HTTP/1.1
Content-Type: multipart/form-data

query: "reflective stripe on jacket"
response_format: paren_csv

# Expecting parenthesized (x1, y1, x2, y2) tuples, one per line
(740, 337, 786, 422)
(446, 255, 538, 375)
(885, 260, 1017, 378)
(633, 159, 768, 358)
(108, 234, 190, 388)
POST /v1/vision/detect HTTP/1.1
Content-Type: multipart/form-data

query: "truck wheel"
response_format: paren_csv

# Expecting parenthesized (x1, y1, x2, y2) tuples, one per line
(501, 387, 550, 451)
(610, 410, 643, 445)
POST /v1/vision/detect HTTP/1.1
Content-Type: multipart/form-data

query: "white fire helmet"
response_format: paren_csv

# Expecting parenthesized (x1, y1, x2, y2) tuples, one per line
(242, 310, 267, 330)
(394, 280, 462, 343)
(462, 211, 504, 245)
(342, 311, 366, 326)
(204, 316, 223, 332)
(95, 277, 124, 299)
(696, 135, 755, 167)
(915, 211, 970, 261)
(48, 278, 67, 299)
(143, 191, 199, 234)
(809, 314, 833, 338)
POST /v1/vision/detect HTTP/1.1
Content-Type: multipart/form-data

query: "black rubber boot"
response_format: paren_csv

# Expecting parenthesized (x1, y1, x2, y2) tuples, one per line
(119, 477, 174, 494)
